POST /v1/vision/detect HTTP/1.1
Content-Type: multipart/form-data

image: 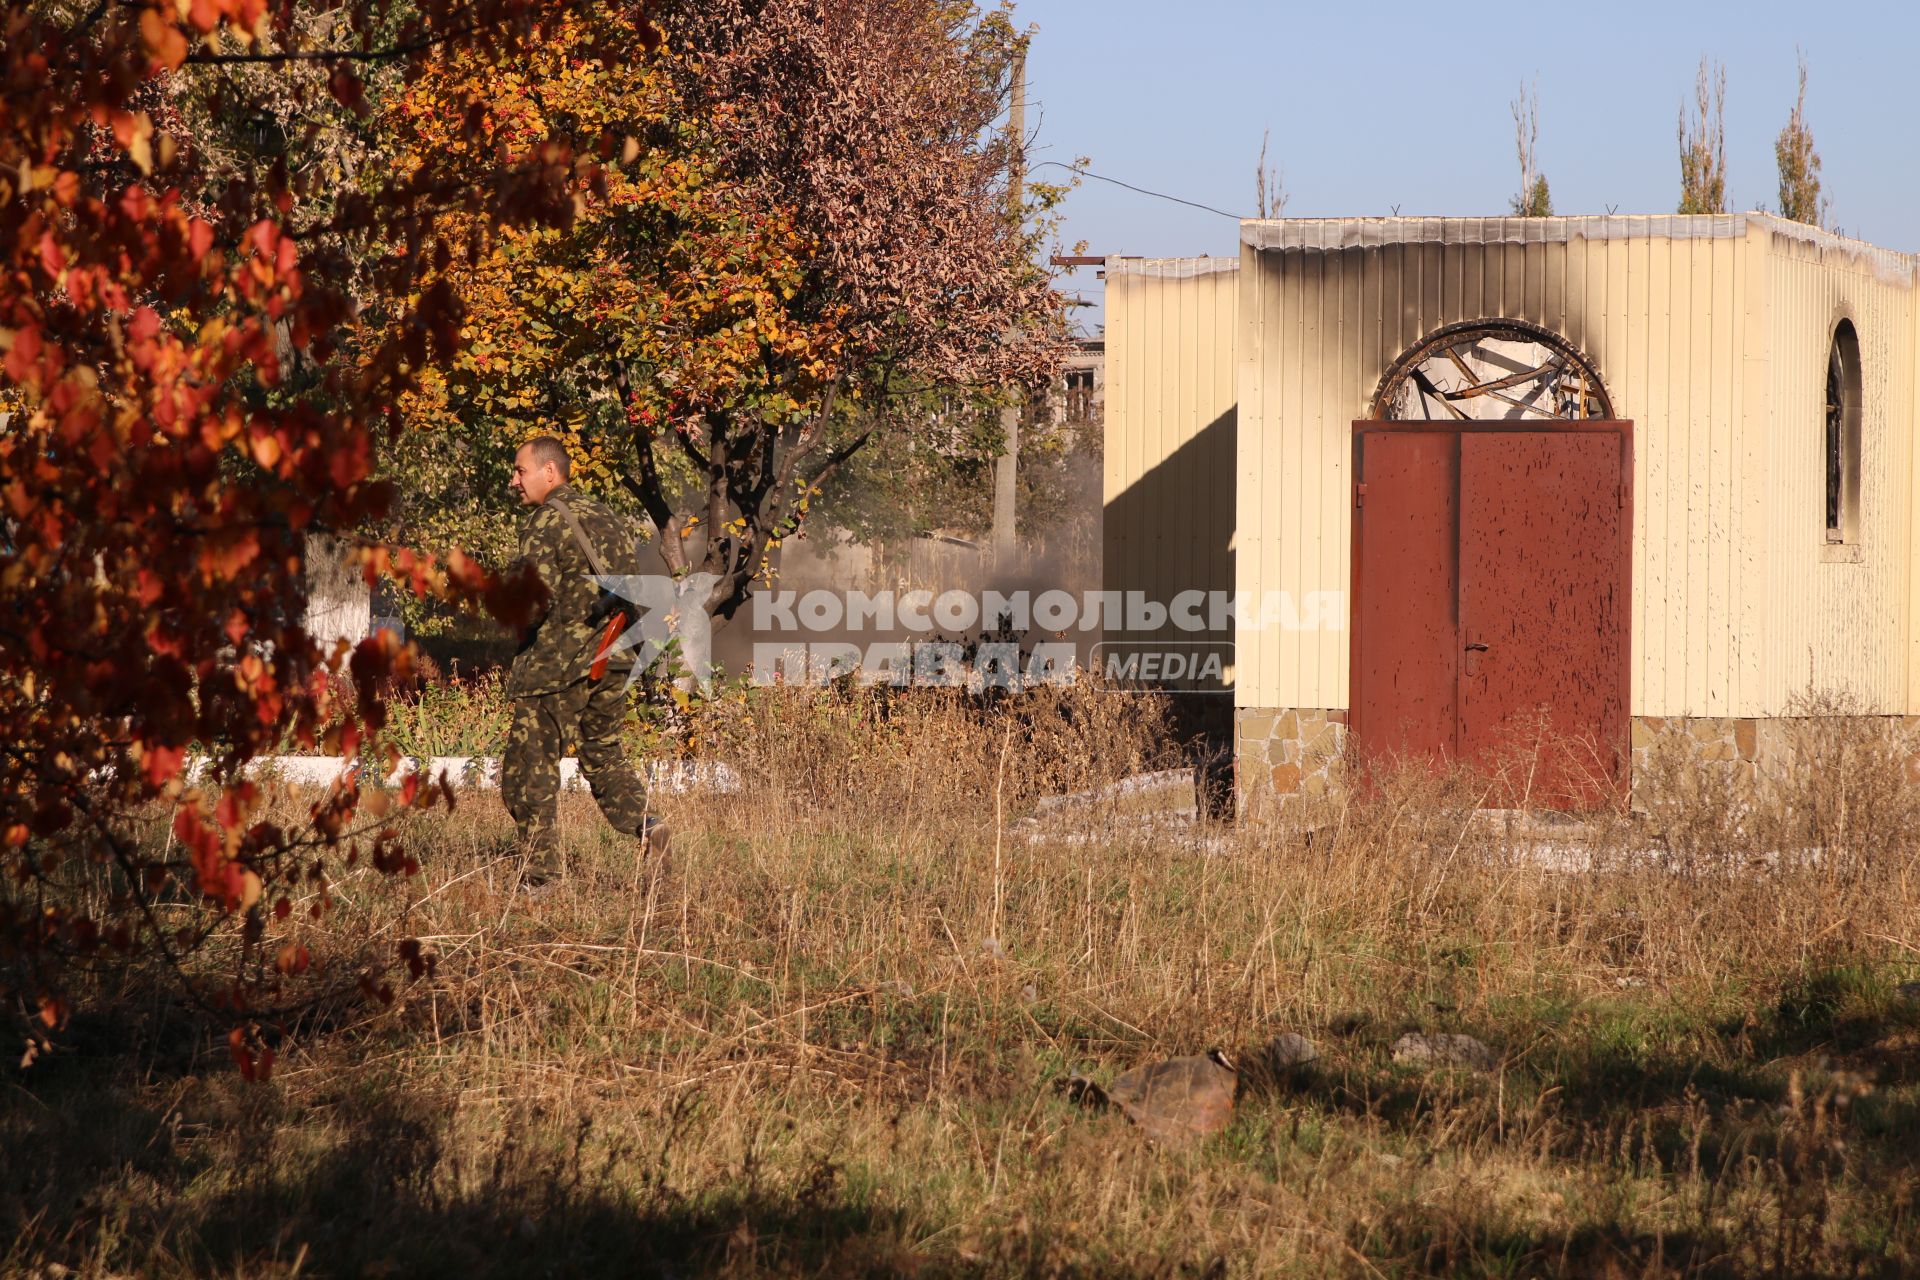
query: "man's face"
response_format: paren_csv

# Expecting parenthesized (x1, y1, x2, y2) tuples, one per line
(509, 446, 560, 506)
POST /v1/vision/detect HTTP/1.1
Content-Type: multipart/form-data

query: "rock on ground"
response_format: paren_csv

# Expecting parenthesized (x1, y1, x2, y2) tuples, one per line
(1265, 1032, 1319, 1067)
(1391, 1032, 1498, 1072)
(1105, 1050, 1237, 1145)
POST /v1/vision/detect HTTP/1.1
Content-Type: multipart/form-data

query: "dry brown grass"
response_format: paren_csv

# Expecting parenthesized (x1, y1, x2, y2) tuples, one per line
(6, 684, 1920, 1278)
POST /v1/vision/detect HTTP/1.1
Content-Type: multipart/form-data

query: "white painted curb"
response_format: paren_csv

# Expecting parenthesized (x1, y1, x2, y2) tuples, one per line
(190, 756, 741, 794)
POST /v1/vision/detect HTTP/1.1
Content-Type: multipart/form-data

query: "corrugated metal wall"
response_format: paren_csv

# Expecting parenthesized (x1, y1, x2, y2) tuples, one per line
(1103, 258, 1239, 670)
(1913, 264, 1920, 714)
(1761, 227, 1917, 713)
(1232, 215, 1919, 718)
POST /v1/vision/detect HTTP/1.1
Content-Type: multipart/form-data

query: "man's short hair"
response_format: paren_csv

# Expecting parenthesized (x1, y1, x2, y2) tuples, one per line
(521, 435, 571, 479)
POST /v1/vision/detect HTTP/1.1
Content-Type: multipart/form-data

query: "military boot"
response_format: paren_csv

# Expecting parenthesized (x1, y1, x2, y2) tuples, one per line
(518, 842, 564, 896)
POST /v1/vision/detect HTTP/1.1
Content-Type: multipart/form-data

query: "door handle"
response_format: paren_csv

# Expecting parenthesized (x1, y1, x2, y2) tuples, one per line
(1464, 642, 1489, 653)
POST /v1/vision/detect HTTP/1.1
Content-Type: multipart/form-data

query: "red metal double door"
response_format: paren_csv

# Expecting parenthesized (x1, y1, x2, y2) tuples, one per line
(1350, 422, 1632, 808)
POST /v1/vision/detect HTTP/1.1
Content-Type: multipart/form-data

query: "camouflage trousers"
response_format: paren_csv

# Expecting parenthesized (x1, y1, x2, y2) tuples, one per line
(501, 677, 652, 873)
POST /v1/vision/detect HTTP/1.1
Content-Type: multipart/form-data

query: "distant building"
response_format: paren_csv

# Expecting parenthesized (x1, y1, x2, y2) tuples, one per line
(1054, 336, 1104, 430)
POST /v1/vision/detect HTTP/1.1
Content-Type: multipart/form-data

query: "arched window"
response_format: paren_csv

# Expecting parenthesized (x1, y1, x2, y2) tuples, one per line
(1825, 320, 1862, 545)
(1370, 319, 1613, 422)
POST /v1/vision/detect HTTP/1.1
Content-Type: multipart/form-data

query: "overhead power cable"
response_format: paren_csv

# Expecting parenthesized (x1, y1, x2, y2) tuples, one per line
(1031, 161, 1244, 221)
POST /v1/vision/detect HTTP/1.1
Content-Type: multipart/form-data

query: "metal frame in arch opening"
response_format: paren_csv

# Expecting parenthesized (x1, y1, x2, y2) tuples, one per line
(1369, 318, 1615, 422)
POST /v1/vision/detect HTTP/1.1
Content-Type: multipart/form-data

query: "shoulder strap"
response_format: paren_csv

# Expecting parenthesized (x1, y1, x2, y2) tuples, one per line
(546, 496, 611, 580)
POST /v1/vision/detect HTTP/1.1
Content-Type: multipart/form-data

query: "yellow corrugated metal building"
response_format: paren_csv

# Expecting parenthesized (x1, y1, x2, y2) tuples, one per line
(1104, 257, 1240, 688)
(1102, 215, 1920, 803)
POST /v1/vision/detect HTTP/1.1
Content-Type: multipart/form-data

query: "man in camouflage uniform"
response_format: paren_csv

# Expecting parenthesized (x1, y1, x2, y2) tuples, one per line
(502, 436, 668, 885)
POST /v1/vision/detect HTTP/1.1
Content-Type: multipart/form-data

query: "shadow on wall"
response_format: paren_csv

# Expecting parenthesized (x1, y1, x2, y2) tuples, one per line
(1101, 406, 1236, 699)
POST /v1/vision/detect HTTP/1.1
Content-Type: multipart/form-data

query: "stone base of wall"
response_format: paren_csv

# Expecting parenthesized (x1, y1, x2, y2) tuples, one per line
(1630, 716, 1759, 787)
(1630, 714, 1920, 799)
(1235, 708, 1347, 814)
(1233, 708, 1920, 813)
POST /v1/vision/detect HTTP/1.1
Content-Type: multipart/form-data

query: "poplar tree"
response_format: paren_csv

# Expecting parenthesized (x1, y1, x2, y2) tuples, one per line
(1509, 79, 1552, 217)
(1776, 51, 1828, 227)
(1678, 57, 1729, 215)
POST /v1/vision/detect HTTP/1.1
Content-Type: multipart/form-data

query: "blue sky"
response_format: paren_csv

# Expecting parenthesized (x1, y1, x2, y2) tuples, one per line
(1015, 0, 1920, 331)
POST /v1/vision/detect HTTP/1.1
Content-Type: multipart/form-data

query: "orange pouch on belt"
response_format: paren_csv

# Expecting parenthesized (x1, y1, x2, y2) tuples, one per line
(590, 610, 629, 682)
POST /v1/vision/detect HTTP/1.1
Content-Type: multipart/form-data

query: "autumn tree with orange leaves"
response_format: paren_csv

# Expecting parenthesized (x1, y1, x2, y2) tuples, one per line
(376, 3, 834, 582)
(381, 0, 1067, 626)
(0, 1, 656, 1069)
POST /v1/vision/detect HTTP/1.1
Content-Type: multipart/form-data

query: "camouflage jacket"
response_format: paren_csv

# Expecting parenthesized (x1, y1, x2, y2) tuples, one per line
(506, 484, 643, 697)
